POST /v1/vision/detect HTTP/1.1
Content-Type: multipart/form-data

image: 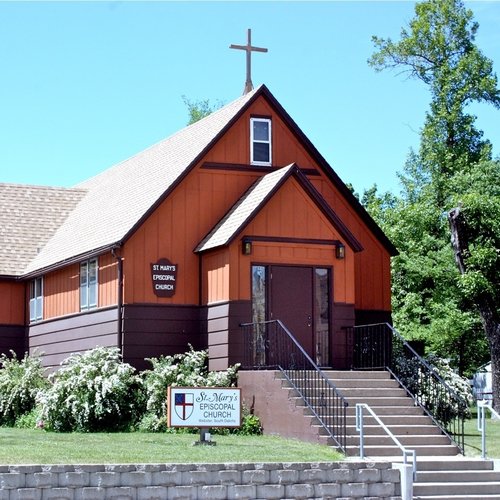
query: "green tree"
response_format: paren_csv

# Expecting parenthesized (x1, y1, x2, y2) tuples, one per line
(448, 160, 500, 410)
(182, 96, 224, 125)
(367, 0, 499, 377)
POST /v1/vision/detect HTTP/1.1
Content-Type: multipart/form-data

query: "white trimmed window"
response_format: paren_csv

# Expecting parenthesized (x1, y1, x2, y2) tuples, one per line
(250, 117, 272, 165)
(80, 258, 98, 311)
(29, 277, 43, 322)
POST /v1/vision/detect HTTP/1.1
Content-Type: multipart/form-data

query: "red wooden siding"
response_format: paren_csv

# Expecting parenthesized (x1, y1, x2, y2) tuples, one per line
(204, 95, 391, 312)
(0, 281, 25, 325)
(43, 254, 118, 321)
(98, 253, 119, 308)
(229, 178, 355, 305)
(46, 93, 390, 316)
(43, 264, 80, 319)
(202, 250, 230, 304)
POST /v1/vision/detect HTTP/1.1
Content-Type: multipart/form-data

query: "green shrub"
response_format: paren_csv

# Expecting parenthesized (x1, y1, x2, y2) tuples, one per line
(39, 347, 143, 432)
(14, 407, 42, 429)
(141, 346, 239, 431)
(239, 412, 263, 436)
(0, 351, 49, 427)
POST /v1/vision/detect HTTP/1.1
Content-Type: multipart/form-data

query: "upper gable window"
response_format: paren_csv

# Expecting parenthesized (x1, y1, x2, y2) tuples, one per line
(80, 258, 98, 311)
(29, 277, 43, 322)
(250, 117, 272, 166)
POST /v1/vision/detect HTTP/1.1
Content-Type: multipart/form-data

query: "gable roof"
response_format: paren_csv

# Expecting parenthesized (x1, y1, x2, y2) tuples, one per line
(0, 184, 86, 277)
(195, 164, 363, 253)
(23, 87, 261, 276)
(11, 84, 395, 278)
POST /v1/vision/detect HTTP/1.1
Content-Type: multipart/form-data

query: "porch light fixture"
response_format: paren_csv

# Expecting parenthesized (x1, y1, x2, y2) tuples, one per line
(335, 242, 345, 260)
(242, 239, 252, 255)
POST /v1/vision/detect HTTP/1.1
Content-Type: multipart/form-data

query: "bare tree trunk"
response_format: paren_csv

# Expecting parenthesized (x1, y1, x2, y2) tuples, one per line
(449, 207, 500, 412)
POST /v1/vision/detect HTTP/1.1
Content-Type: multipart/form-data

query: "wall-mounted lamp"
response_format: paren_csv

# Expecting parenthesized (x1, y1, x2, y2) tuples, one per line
(242, 240, 252, 256)
(335, 242, 345, 260)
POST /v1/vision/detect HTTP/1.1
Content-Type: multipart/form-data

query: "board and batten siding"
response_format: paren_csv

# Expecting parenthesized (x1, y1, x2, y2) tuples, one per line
(121, 94, 391, 316)
(0, 281, 27, 357)
(203, 94, 391, 314)
(228, 177, 356, 305)
(42, 253, 118, 321)
(0, 280, 25, 325)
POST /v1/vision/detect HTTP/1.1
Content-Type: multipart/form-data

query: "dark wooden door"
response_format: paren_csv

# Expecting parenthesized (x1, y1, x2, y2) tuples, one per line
(270, 266, 314, 357)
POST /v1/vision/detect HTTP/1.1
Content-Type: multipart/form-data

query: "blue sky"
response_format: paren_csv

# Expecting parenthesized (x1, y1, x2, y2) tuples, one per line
(1, 1, 499, 196)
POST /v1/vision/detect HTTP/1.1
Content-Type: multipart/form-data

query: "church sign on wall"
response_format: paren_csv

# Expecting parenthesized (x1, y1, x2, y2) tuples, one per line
(151, 258, 178, 297)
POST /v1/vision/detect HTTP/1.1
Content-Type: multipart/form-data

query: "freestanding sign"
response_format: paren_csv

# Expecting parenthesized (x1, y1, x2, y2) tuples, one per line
(167, 387, 242, 428)
(151, 258, 177, 297)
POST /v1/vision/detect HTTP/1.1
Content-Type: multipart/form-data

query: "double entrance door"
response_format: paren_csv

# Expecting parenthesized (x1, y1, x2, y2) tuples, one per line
(251, 265, 331, 366)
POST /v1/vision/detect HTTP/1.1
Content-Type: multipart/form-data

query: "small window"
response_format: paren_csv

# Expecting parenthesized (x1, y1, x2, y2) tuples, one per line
(80, 258, 98, 311)
(29, 277, 43, 322)
(250, 117, 272, 165)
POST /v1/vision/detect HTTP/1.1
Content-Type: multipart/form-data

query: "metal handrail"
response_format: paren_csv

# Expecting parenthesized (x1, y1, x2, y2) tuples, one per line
(356, 403, 417, 480)
(240, 319, 348, 451)
(350, 322, 468, 453)
(477, 400, 500, 459)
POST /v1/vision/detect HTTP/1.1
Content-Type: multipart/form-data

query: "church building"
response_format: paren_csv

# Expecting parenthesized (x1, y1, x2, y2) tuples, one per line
(0, 84, 396, 372)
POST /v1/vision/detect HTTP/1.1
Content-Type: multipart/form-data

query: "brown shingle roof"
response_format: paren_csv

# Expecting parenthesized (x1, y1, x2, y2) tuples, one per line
(4, 84, 395, 278)
(23, 87, 260, 275)
(0, 184, 86, 277)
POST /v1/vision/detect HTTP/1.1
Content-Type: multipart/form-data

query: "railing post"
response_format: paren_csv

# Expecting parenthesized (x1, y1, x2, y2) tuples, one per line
(478, 401, 487, 459)
(356, 403, 365, 459)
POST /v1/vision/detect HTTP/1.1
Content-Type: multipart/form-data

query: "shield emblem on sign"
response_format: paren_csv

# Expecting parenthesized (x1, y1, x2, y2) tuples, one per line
(174, 392, 194, 421)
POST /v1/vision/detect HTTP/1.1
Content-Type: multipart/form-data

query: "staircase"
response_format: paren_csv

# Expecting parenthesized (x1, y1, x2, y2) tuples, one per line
(291, 370, 500, 499)
(305, 370, 460, 457)
(413, 458, 500, 499)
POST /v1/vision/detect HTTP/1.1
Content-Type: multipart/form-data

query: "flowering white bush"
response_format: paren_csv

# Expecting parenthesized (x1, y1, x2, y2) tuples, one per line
(0, 351, 49, 426)
(139, 346, 239, 431)
(39, 347, 142, 432)
(421, 354, 474, 420)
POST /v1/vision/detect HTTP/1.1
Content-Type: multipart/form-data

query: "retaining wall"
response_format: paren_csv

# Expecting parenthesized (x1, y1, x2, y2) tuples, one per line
(0, 461, 401, 499)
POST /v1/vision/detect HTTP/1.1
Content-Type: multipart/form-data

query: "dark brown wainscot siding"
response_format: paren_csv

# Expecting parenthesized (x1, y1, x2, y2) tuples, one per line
(202, 300, 252, 371)
(121, 304, 203, 372)
(29, 307, 118, 371)
(0, 325, 26, 359)
(330, 302, 355, 369)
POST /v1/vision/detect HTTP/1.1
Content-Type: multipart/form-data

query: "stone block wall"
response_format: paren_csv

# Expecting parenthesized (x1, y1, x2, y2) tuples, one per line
(0, 461, 401, 499)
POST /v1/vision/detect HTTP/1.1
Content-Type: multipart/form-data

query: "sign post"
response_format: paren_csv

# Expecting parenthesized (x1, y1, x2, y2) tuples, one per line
(167, 387, 242, 446)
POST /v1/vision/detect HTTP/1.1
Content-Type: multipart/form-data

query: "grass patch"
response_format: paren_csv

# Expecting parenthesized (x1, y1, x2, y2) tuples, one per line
(0, 428, 343, 465)
(464, 411, 500, 458)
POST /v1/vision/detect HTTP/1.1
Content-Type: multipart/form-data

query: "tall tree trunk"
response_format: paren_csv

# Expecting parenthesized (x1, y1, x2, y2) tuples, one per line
(449, 207, 500, 412)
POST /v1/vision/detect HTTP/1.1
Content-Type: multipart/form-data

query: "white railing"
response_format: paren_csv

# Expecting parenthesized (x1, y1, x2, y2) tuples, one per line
(356, 403, 417, 479)
(477, 399, 500, 459)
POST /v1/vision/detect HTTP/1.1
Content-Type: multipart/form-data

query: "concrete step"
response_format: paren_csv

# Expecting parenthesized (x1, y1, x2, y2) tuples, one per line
(414, 481, 500, 496)
(323, 370, 391, 380)
(308, 410, 430, 427)
(343, 396, 414, 407)
(333, 387, 407, 397)
(345, 434, 452, 446)
(345, 444, 459, 457)
(414, 496, 500, 500)
(417, 470, 500, 482)
(416, 459, 494, 471)
(343, 424, 441, 436)
(345, 406, 425, 418)
(331, 378, 400, 388)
